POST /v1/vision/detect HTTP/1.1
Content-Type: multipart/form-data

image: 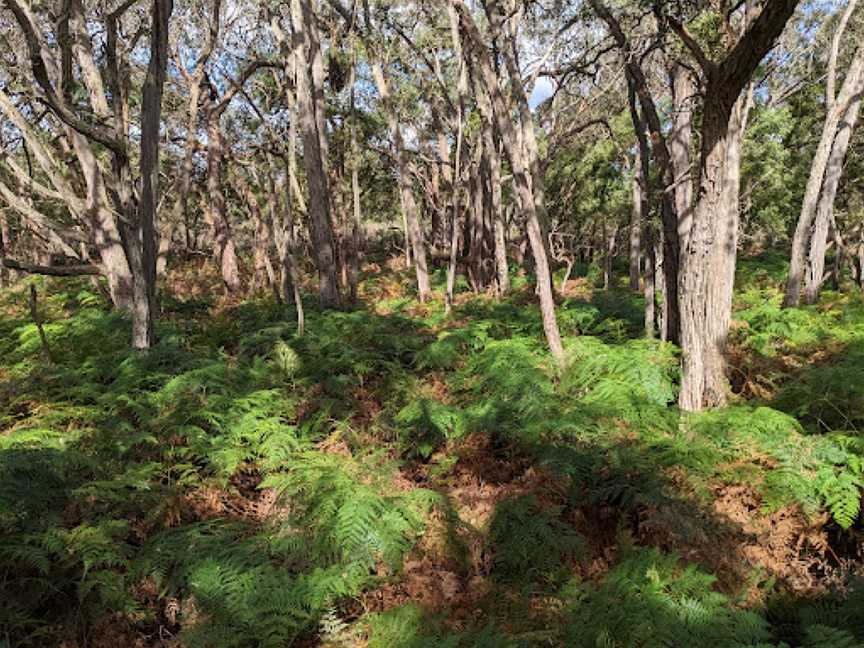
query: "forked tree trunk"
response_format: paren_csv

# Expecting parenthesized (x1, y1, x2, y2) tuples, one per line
(785, 37, 864, 306)
(672, 0, 798, 411)
(453, 0, 563, 359)
(803, 95, 862, 304)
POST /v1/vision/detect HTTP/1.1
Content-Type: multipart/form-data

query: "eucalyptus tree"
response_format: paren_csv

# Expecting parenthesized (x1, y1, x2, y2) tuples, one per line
(0, 0, 173, 349)
(785, 0, 864, 306)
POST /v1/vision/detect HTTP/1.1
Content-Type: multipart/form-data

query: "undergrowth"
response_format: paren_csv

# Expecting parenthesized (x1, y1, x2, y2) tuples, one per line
(2, 265, 864, 647)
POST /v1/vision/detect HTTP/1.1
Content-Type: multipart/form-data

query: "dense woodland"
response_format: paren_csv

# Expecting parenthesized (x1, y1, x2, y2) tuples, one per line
(2, 0, 864, 645)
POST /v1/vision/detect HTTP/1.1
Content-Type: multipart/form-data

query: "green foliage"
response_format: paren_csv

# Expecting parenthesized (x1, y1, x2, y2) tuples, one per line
(395, 399, 466, 458)
(487, 495, 584, 586)
(775, 339, 864, 433)
(261, 451, 439, 568)
(3, 260, 864, 647)
(366, 604, 523, 648)
(561, 336, 678, 423)
(563, 545, 774, 647)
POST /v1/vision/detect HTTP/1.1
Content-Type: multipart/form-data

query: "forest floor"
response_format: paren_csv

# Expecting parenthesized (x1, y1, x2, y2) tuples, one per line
(2, 252, 864, 647)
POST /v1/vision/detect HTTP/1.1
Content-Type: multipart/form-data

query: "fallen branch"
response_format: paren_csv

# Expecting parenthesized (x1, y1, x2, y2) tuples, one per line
(2, 258, 101, 276)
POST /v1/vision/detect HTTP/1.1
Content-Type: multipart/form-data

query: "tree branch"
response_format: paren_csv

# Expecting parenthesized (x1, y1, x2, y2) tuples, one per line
(2, 257, 101, 276)
(2, 0, 128, 160)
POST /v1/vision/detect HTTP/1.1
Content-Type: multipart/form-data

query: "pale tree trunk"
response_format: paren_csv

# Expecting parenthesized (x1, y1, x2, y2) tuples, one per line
(655, 239, 666, 340)
(435, 129, 451, 253)
(453, 0, 563, 359)
(0, 209, 9, 287)
(0, 5, 134, 310)
(803, 94, 862, 303)
(70, 131, 134, 310)
(270, 38, 306, 319)
(628, 154, 641, 292)
(603, 222, 618, 290)
(291, 0, 341, 308)
(475, 77, 509, 295)
(370, 62, 430, 302)
(445, 2, 467, 313)
(204, 100, 242, 294)
(831, 218, 844, 291)
(785, 34, 864, 306)
(468, 144, 484, 291)
(162, 80, 201, 275)
(494, 1, 554, 289)
(348, 50, 363, 302)
(129, 0, 173, 349)
(235, 171, 275, 296)
(670, 63, 695, 253)
(276, 152, 306, 334)
(156, 222, 172, 277)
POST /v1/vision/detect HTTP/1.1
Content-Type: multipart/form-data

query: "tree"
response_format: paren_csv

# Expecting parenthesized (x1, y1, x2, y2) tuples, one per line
(785, 0, 864, 306)
(1, 0, 174, 349)
(667, 0, 800, 410)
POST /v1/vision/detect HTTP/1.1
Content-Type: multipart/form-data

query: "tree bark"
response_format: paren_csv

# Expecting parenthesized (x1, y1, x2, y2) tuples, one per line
(803, 94, 862, 303)
(291, 0, 341, 308)
(370, 62, 431, 302)
(129, 0, 173, 349)
(628, 154, 641, 292)
(474, 75, 509, 295)
(592, 0, 681, 343)
(785, 38, 864, 306)
(204, 98, 242, 294)
(670, 63, 695, 253)
(453, 0, 563, 359)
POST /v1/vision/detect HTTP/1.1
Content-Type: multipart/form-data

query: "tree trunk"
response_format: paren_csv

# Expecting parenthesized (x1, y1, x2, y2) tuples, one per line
(679, 89, 750, 411)
(453, 0, 563, 359)
(128, 0, 172, 349)
(236, 171, 274, 296)
(628, 155, 641, 292)
(672, 0, 798, 411)
(370, 61, 430, 302)
(603, 222, 617, 290)
(204, 103, 241, 294)
(785, 40, 864, 306)
(167, 77, 202, 268)
(803, 95, 862, 304)
(348, 54, 363, 303)
(670, 63, 695, 253)
(644, 226, 656, 339)
(475, 78, 509, 295)
(292, 0, 341, 308)
(445, 2, 467, 313)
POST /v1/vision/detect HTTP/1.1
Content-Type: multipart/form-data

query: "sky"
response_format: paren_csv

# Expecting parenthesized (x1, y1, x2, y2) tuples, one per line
(529, 76, 555, 110)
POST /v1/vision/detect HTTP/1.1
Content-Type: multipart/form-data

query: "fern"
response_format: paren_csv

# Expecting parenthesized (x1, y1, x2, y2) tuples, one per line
(563, 546, 774, 647)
